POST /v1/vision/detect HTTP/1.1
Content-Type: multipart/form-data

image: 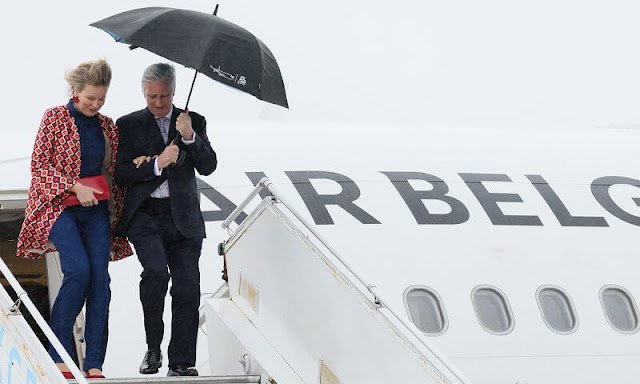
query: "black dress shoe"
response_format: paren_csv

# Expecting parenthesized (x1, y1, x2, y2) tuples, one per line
(139, 349, 162, 374)
(167, 365, 198, 376)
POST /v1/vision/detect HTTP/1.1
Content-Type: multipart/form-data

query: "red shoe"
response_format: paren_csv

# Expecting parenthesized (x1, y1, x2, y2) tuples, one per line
(61, 371, 74, 379)
(85, 371, 105, 379)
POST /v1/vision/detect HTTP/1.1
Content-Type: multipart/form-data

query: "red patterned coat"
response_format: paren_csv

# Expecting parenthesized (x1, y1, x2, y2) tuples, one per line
(16, 105, 133, 260)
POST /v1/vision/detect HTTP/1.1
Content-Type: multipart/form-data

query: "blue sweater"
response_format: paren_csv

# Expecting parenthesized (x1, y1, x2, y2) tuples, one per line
(68, 100, 105, 178)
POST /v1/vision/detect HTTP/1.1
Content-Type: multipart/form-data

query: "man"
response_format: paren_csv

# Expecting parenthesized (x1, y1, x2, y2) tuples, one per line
(114, 63, 217, 376)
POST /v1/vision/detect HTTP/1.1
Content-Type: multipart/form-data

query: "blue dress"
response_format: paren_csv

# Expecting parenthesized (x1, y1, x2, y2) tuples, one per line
(47, 100, 111, 371)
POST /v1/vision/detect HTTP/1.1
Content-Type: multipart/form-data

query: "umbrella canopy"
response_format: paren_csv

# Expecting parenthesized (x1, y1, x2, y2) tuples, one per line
(91, 7, 288, 108)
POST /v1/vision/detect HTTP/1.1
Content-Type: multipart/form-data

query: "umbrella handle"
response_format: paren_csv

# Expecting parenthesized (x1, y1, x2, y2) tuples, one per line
(169, 134, 186, 168)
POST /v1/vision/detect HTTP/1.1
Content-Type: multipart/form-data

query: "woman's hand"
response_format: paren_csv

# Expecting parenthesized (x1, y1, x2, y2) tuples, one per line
(69, 182, 103, 207)
(133, 155, 153, 169)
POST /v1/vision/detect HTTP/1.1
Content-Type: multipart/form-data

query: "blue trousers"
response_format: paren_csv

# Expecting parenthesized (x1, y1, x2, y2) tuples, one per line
(48, 202, 111, 371)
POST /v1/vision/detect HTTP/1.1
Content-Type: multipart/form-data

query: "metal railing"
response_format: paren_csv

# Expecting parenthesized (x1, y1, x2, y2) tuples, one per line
(0, 256, 89, 383)
(221, 178, 472, 384)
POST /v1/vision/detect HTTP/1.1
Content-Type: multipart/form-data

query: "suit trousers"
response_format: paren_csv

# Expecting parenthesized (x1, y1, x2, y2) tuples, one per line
(48, 202, 111, 371)
(126, 198, 202, 368)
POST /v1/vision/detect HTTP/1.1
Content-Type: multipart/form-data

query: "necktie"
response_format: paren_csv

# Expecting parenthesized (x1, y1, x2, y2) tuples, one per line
(151, 116, 171, 198)
(157, 117, 168, 143)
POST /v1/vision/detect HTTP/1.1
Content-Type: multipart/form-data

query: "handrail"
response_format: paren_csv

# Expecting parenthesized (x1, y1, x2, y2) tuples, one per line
(221, 178, 272, 230)
(221, 178, 471, 384)
(0, 257, 89, 383)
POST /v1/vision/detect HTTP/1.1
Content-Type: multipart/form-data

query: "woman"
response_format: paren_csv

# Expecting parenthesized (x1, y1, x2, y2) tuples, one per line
(16, 59, 132, 379)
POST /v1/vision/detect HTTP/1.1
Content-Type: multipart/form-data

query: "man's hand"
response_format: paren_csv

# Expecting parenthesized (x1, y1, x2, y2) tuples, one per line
(69, 182, 103, 207)
(176, 111, 194, 141)
(157, 144, 180, 169)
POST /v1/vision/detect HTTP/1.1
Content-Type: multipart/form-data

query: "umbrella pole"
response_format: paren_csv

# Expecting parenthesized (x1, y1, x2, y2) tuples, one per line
(184, 70, 199, 111)
(174, 70, 198, 149)
(183, 4, 219, 111)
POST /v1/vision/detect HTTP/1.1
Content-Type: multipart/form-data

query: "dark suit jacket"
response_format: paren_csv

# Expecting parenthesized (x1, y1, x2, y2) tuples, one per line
(114, 106, 217, 238)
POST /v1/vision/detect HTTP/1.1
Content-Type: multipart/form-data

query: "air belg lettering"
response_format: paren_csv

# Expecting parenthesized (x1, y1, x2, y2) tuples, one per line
(196, 172, 640, 227)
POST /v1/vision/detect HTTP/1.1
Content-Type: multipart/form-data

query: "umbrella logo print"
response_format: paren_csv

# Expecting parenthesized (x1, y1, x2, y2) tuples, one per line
(210, 65, 246, 86)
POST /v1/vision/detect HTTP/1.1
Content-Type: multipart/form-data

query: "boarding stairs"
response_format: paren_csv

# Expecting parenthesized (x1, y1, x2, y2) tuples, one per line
(202, 178, 474, 384)
(0, 251, 259, 384)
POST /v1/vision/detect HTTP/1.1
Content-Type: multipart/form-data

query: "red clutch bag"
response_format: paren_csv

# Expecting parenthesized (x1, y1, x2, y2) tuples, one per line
(61, 175, 111, 206)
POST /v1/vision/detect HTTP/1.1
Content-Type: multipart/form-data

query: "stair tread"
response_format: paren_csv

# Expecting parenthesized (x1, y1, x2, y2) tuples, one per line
(66, 375, 261, 383)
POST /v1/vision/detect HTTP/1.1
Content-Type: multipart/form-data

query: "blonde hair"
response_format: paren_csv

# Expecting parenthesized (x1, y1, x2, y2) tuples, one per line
(64, 59, 112, 96)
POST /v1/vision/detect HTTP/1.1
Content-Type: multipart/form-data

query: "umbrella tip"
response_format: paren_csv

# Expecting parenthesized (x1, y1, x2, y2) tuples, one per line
(213, 4, 219, 16)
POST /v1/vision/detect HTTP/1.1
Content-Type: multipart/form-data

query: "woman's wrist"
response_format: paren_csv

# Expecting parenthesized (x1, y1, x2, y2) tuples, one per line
(69, 182, 81, 193)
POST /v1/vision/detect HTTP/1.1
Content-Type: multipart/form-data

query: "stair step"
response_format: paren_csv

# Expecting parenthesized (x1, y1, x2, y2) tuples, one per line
(67, 375, 261, 384)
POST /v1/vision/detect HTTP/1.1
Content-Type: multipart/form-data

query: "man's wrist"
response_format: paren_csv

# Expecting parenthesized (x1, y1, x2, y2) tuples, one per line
(182, 130, 197, 144)
(154, 157, 163, 175)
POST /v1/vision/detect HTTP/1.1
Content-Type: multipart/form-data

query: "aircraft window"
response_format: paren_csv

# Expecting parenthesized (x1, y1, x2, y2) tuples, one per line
(404, 286, 448, 335)
(600, 286, 639, 334)
(536, 286, 578, 334)
(471, 286, 514, 334)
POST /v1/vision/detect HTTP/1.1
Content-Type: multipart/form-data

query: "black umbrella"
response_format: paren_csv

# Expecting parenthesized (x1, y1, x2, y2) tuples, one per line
(90, 6, 288, 109)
